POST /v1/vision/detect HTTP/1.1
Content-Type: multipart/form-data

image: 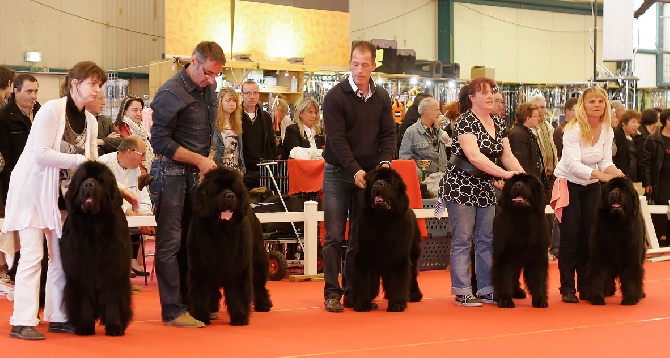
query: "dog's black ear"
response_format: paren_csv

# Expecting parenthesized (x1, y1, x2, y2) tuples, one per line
(234, 173, 249, 219)
(395, 171, 410, 212)
(499, 176, 512, 209)
(194, 176, 213, 217)
(597, 181, 609, 211)
(624, 178, 641, 218)
(530, 175, 545, 213)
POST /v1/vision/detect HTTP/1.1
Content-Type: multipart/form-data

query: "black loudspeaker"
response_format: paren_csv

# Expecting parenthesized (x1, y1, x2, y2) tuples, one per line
(396, 49, 416, 74)
(413, 60, 443, 78)
(442, 63, 460, 79)
(368, 39, 397, 74)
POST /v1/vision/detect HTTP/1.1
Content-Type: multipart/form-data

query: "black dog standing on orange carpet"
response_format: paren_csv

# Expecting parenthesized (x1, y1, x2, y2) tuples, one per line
(353, 167, 423, 312)
(587, 177, 646, 306)
(492, 173, 549, 308)
(187, 167, 272, 325)
(61, 161, 133, 336)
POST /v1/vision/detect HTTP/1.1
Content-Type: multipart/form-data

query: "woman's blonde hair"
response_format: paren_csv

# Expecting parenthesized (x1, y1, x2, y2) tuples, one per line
(216, 87, 242, 135)
(294, 98, 322, 137)
(567, 86, 611, 144)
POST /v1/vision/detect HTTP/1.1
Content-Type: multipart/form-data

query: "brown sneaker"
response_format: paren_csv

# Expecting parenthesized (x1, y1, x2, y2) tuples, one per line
(10, 326, 46, 340)
(164, 312, 205, 328)
(324, 298, 344, 312)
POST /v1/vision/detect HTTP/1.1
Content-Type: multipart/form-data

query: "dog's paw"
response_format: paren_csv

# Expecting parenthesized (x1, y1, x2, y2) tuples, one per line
(531, 297, 548, 308)
(409, 290, 423, 302)
(621, 295, 641, 306)
(387, 302, 407, 312)
(512, 287, 527, 299)
(589, 296, 606, 305)
(254, 298, 273, 312)
(353, 302, 372, 312)
(75, 325, 96, 336)
(497, 297, 515, 308)
(104, 324, 125, 337)
(229, 316, 250, 326)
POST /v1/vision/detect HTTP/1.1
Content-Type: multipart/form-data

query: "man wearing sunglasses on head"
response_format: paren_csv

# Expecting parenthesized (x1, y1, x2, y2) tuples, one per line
(149, 41, 225, 328)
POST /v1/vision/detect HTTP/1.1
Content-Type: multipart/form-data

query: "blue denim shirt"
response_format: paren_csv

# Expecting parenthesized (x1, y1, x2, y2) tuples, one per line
(150, 65, 217, 160)
(398, 120, 448, 176)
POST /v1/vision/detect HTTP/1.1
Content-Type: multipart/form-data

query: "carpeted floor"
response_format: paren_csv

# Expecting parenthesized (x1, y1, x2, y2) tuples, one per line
(3, 256, 670, 357)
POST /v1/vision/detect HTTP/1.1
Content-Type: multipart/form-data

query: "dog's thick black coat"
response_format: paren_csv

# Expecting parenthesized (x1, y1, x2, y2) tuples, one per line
(492, 173, 549, 308)
(588, 177, 646, 305)
(187, 167, 272, 325)
(353, 167, 423, 312)
(61, 161, 133, 336)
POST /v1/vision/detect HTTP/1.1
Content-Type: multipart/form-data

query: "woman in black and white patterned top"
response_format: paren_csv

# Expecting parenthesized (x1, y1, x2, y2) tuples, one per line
(437, 77, 523, 307)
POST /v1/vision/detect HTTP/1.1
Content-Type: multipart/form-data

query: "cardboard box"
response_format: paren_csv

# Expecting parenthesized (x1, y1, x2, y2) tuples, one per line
(471, 66, 495, 80)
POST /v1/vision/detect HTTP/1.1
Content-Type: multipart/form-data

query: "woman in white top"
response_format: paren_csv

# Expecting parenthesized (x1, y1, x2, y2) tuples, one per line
(552, 86, 623, 304)
(2, 61, 105, 340)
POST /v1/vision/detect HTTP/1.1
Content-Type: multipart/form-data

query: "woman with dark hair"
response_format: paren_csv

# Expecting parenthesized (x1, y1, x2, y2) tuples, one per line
(437, 77, 523, 307)
(115, 96, 154, 173)
(2, 61, 118, 339)
(552, 86, 623, 303)
(643, 109, 670, 243)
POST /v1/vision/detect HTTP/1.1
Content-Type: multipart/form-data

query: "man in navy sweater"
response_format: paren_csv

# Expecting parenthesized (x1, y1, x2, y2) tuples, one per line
(321, 40, 396, 312)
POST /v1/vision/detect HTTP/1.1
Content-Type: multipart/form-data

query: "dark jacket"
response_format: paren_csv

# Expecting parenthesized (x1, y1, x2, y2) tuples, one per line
(281, 123, 325, 160)
(553, 121, 567, 159)
(97, 114, 123, 155)
(508, 123, 545, 181)
(0, 96, 40, 200)
(612, 126, 642, 182)
(241, 104, 276, 169)
(322, 78, 396, 176)
(642, 127, 667, 199)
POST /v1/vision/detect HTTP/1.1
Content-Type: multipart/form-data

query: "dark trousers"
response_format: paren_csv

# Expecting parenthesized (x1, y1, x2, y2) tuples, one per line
(558, 181, 600, 295)
(322, 164, 360, 301)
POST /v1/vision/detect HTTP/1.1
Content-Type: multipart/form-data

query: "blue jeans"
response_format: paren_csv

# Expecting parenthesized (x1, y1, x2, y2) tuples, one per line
(445, 201, 495, 296)
(149, 161, 199, 322)
(322, 164, 360, 300)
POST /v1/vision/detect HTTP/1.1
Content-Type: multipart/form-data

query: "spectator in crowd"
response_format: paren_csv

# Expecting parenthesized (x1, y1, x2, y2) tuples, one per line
(86, 91, 122, 155)
(240, 80, 276, 189)
(98, 136, 154, 276)
(321, 40, 396, 312)
(612, 109, 642, 182)
(443, 100, 460, 160)
(552, 86, 623, 304)
(115, 96, 154, 173)
(529, 95, 558, 181)
(639, 108, 659, 143)
(282, 97, 325, 160)
(210, 86, 245, 173)
(149, 41, 225, 328)
(272, 97, 291, 141)
(554, 97, 578, 160)
(0, 65, 14, 109)
(508, 103, 545, 181)
(399, 97, 448, 180)
(610, 100, 625, 129)
(0, 74, 40, 204)
(643, 109, 670, 244)
(398, 92, 433, 152)
(492, 92, 505, 118)
(437, 77, 523, 307)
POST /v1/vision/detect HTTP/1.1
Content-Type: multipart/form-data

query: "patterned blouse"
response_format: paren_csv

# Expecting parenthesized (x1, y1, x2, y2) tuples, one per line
(440, 109, 505, 207)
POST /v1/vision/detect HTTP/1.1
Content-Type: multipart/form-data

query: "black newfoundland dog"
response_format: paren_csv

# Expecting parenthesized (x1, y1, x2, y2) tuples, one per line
(492, 173, 549, 308)
(353, 167, 423, 312)
(61, 161, 133, 336)
(187, 167, 272, 325)
(587, 177, 646, 305)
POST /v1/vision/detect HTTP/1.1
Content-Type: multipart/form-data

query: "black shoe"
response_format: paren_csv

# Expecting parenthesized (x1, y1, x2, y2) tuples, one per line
(343, 299, 378, 310)
(562, 294, 579, 303)
(131, 268, 150, 277)
(10, 326, 45, 340)
(48, 322, 75, 334)
(324, 298, 344, 312)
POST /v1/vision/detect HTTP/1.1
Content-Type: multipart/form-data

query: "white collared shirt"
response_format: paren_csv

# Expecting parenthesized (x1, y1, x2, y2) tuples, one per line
(348, 75, 374, 102)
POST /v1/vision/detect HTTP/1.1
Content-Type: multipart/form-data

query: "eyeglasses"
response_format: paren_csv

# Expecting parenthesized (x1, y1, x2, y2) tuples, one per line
(242, 90, 260, 96)
(131, 149, 146, 158)
(198, 59, 222, 79)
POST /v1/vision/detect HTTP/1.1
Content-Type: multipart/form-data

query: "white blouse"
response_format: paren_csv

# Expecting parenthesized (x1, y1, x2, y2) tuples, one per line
(553, 122, 614, 186)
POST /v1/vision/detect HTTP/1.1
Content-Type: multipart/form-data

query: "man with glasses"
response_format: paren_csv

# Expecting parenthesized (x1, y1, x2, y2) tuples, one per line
(240, 80, 276, 189)
(149, 41, 225, 328)
(399, 97, 448, 181)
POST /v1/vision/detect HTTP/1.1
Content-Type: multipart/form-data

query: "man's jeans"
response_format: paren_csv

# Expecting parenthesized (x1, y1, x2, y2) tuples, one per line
(149, 161, 199, 321)
(445, 201, 495, 297)
(322, 164, 360, 301)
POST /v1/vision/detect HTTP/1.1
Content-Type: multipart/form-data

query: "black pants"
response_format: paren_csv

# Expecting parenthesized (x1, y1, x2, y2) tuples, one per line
(558, 181, 600, 295)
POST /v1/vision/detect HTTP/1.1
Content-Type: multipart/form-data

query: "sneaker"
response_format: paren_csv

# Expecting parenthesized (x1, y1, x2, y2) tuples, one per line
(209, 312, 219, 320)
(324, 298, 344, 312)
(164, 312, 205, 328)
(9, 326, 45, 340)
(548, 253, 557, 261)
(48, 322, 75, 334)
(455, 294, 482, 307)
(0, 282, 13, 295)
(477, 293, 496, 304)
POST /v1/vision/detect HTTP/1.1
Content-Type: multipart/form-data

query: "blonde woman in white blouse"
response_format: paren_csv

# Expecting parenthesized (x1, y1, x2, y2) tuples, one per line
(552, 86, 623, 304)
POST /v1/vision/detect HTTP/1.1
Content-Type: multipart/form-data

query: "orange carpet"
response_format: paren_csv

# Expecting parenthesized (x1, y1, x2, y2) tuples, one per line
(3, 258, 670, 357)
